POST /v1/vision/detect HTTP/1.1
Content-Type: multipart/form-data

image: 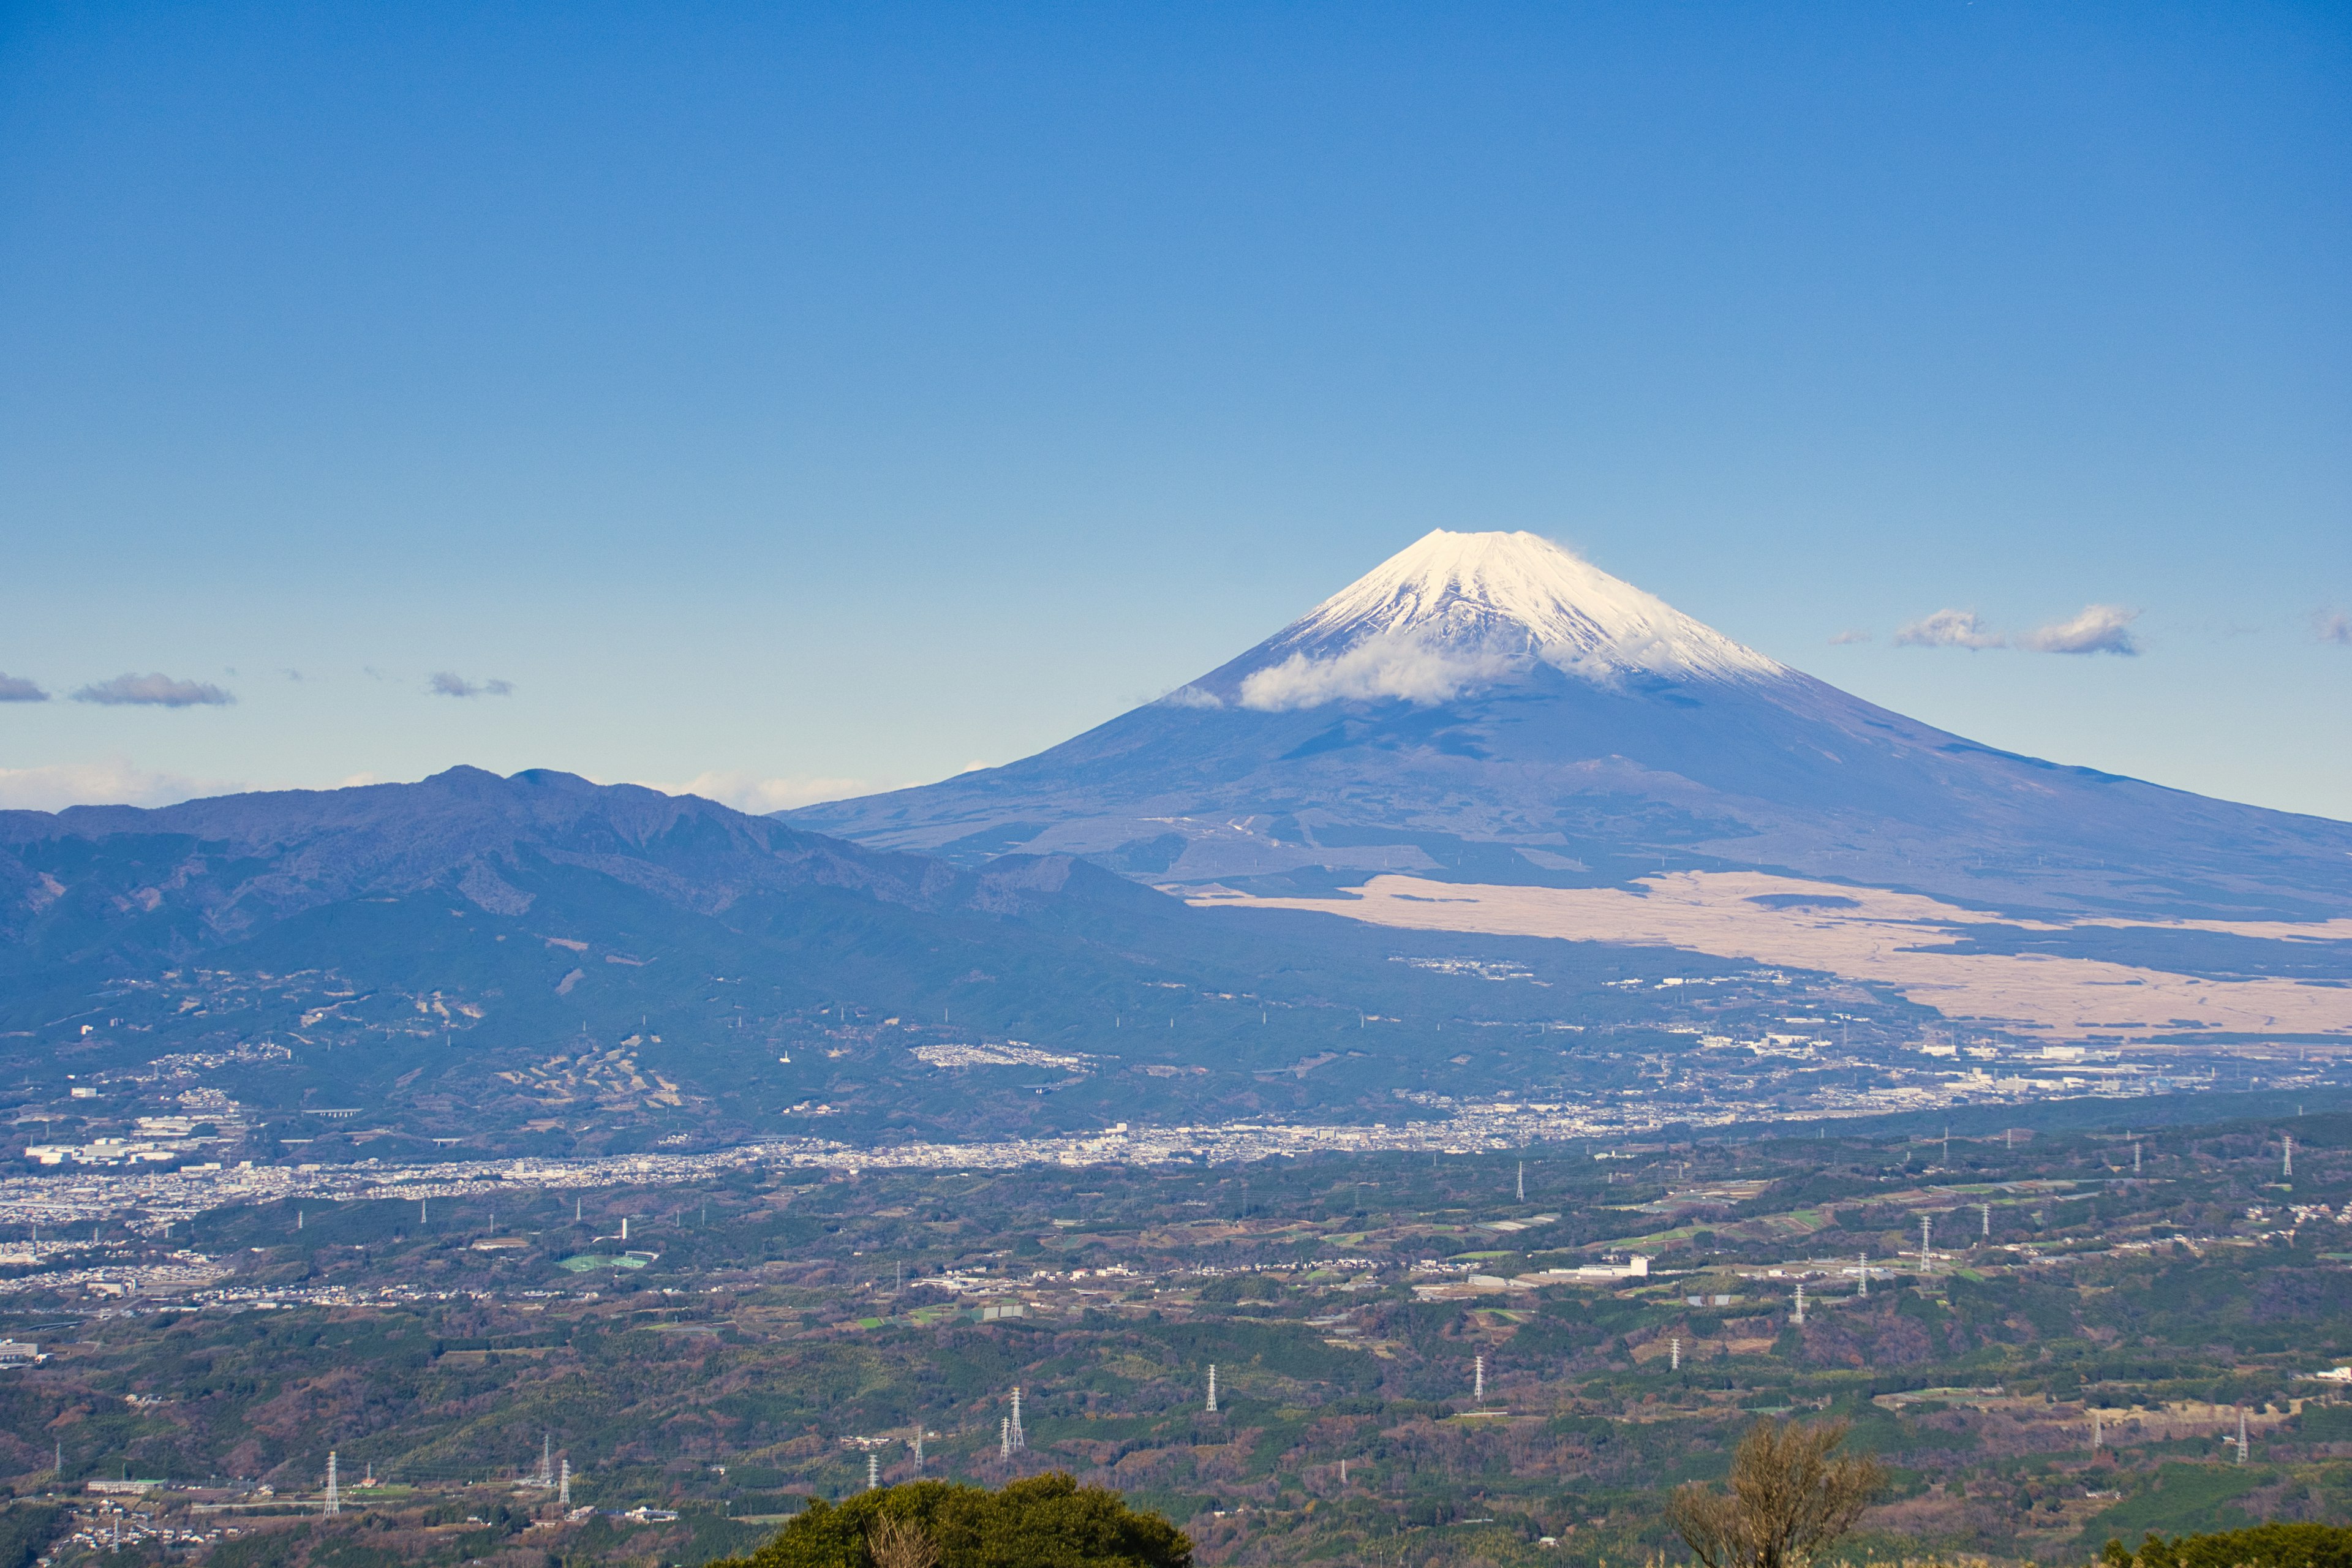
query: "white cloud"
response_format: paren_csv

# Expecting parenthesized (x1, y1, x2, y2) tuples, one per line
(0, 759, 239, 812)
(0, 673, 48, 702)
(1237, 633, 1517, 710)
(2317, 610, 2351, 646)
(428, 672, 513, 698)
(1892, 609, 2005, 650)
(72, 673, 235, 706)
(633, 771, 873, 813)
(2019, 603, 2141, 655)
(1826, 630, 1871, 646)
(1157, 685, 1226, 709)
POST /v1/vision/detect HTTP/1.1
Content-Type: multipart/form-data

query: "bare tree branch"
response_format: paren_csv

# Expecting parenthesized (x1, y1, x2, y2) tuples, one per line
(869, 1513, 940, 1568)
(1667, 1419, 1885, 1568)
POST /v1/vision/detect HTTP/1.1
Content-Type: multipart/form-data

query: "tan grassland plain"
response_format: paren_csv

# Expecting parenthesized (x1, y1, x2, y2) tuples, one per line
(1189, 871, 2352, 1041)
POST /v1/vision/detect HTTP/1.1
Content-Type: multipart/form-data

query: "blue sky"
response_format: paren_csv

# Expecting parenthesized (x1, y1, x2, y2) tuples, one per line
(2, 2, 2346, 819)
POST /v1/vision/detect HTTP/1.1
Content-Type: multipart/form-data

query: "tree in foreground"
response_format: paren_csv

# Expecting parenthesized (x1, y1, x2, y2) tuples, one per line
(714, 1472, 1191, 1568)
(2108, 1523, 2352, 1568)
(1667, 1419, 1886, 1568)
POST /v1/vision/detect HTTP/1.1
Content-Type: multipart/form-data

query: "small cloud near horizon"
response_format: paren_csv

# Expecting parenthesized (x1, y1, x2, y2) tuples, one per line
(634, 771, 873, 813)
(72, 673, 235, 707)
(0, 759, 241, 811)
(2019, 603, 2141, 656)
(0, 673, 48, 703)
(2318, 610, 2351, 646)
(1826, 630, 1871, 646)
(428, 672, 514, 698)
(1892, 609, 2005, 650)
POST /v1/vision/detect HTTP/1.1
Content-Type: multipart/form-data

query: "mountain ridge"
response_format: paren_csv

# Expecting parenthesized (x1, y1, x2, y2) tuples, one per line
(0, 764, 1223, 991)
(1, 765, 969, 945)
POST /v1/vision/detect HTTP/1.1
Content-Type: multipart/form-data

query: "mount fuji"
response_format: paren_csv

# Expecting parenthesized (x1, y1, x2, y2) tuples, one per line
(793, 530, 2352, 923)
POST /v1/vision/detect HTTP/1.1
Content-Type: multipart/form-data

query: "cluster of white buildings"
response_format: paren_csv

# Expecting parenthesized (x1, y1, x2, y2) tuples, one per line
(0, 1031, 2294, 1248)
(911, 1042, 1095, 1071)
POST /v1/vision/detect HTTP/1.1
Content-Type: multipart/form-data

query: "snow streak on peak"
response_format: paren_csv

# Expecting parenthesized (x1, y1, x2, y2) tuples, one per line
(1217, 530, 1784, 710)
(1291, 530, 1781, 674)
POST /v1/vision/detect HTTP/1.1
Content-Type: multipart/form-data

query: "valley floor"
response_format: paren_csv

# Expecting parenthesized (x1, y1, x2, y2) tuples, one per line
(1, 1104, 2347, 1567)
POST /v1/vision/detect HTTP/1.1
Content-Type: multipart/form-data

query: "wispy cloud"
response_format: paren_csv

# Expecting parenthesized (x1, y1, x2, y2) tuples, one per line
(633, 771, 873, 813)
(0, 673, 48, 703)
(2318, 610, 2352, 647)
(1238, 633, 1517, 710)
(0, 759, 238, 811)
(1892, 609, 2005, 650)
(2019, 603, 2141, 656)
(1826, 630, 1871, 646)
(1157, 685, 1226, 709)
(72, 673, 235, 707)
(428, 672, 514, 698)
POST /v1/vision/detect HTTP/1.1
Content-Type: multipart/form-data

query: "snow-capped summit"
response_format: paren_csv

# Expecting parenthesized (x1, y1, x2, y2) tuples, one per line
(1191, 530, 1782, 711)
(790, 529, 2352, 921)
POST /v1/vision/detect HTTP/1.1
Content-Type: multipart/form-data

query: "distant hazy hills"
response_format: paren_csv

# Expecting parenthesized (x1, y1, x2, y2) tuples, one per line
(3, 764, 1093, 950)
(3, 766, 1790, 1148)
(793, 530, 2352, 921)
(0, 764, 1191, 1011)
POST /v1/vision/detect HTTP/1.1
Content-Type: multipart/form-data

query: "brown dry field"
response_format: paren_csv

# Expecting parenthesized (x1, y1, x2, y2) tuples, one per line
(1190, 870, 2352, 1041)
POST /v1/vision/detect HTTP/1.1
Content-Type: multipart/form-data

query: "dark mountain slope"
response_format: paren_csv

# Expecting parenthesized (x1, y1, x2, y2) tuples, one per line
(0, 766, 1216, 1014)
(1, 764, 969, 949)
